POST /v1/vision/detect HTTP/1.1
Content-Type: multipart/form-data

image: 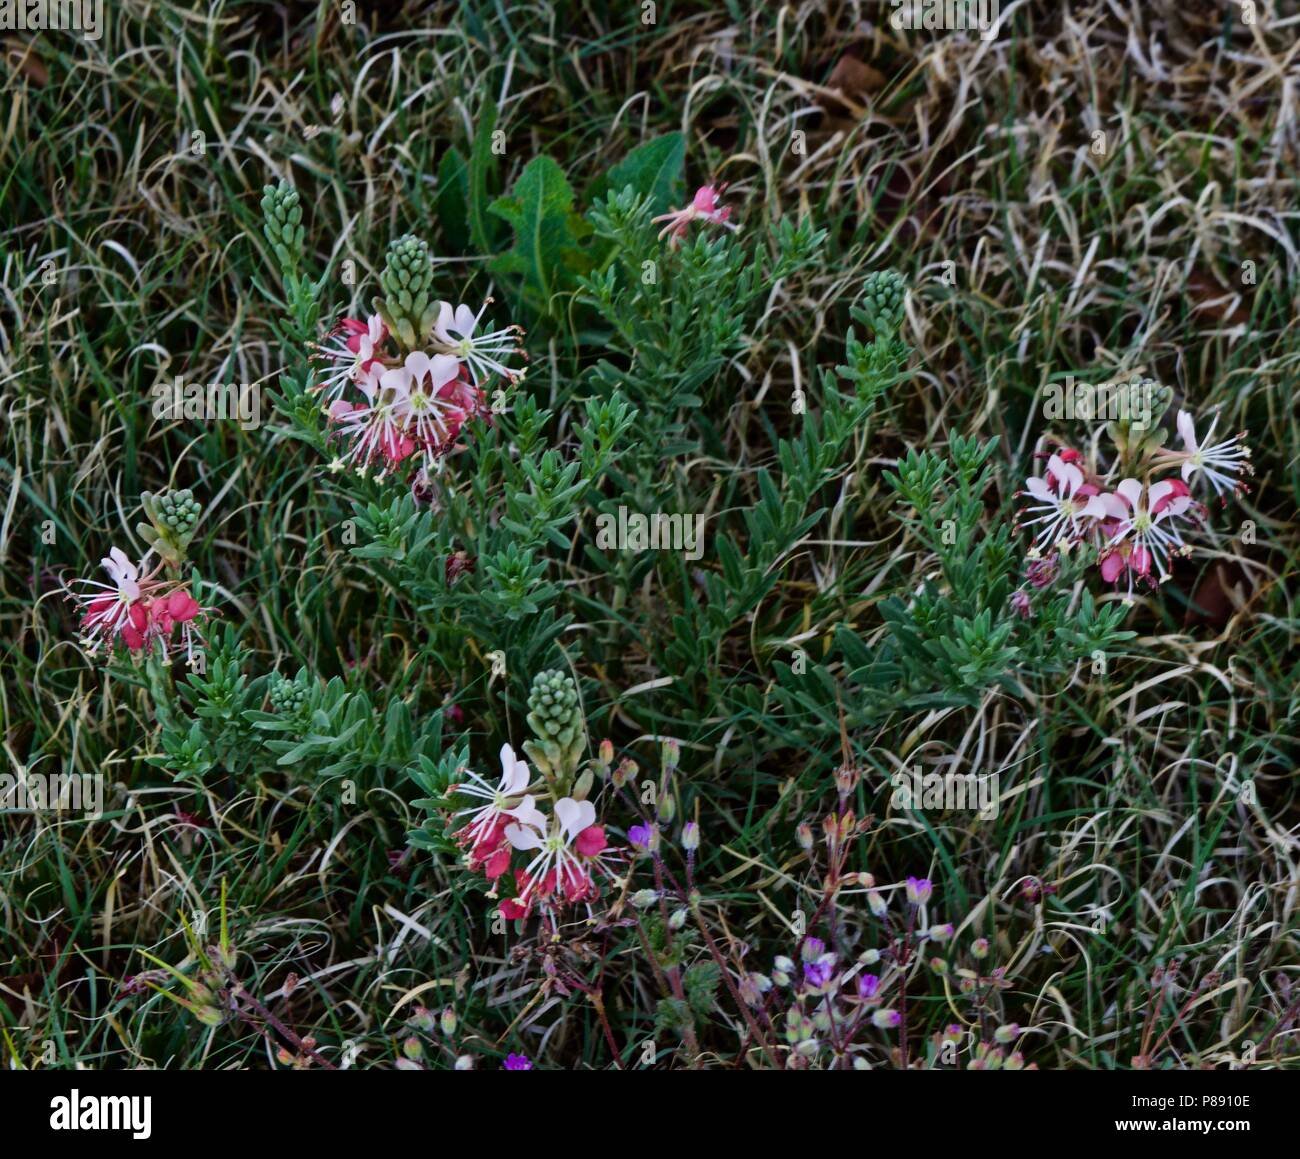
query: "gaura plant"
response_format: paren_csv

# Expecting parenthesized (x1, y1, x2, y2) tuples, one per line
(1014, 387, 1252, 605)
(66, 487, 212, 664)
(411, 669, 623, 919)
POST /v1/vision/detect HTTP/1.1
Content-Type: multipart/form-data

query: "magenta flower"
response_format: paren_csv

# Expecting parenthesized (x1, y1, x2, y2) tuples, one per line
(652, 184, 738, 246)
(503, 1053, 532, 1070)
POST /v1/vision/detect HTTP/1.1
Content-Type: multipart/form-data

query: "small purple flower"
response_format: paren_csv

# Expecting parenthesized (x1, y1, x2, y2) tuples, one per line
(1010, 589, 1032, 619)
(627, 822, 653, 850)
(857, 973, 880, 1000)
(503, 1052, 532, 1070)
(800, 936, 826, 963)
(802, 958, 835, 989)
(905, 876, 932, 906)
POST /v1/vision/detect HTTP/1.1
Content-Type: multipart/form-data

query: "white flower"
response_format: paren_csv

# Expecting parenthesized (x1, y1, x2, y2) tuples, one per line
(430, 300, 524, 386)
(1101, 478, 1193, 582)
(102, 547, 141, 601)
(1019, 454, 1109, 550)
(505, 796, 596, 902)
(1169, 409, 1251, 499)
(382, 351, 461, 445)
(452, 743, 539, 846)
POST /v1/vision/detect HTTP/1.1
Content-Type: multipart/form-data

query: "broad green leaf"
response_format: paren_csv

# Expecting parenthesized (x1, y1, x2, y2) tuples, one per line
(590, 131, 686, 215)
(488, 155, 590, 317)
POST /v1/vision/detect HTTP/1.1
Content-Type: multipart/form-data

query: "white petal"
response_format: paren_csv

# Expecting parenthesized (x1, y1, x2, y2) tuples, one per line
(506, 795, 547, 833)
(428, 353, 462, 389)
(379, 365, 410, 393)
(1055, 461, 1084, 496)
(1115, 478, 1143, 510)
(1078, 495, 1110, 520)
(554, 797, 596, 840)
(499, 743, 530, 794)
(1025, 476, 1054, 502)
(1148, 480, 1175, 509)
(505, 823, 545, 851)
(1176, 409, 1197, 453)
(433, 300, 456, 343)
(454, 303, 477, 336)
(103, 548, 129, 583)
(404, 351, 433, 381)
(1096, 492, 1129, 520)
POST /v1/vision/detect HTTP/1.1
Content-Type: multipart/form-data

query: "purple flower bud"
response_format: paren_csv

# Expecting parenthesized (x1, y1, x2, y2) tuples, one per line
(857, 973, 880, 1000)
(906, 876, 932, 906)
(681, 821, 699, 851)
(503, 1052, 532, 1070)
(800, 936, 826, 963)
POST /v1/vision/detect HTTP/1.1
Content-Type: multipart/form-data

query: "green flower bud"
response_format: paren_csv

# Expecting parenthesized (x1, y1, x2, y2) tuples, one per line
(522, 668, 587, 790)
(260, 181, 305, 273)
(269, 676, 309, 715)
(374, 234, 437, 350)
(857, 269, 908, 336)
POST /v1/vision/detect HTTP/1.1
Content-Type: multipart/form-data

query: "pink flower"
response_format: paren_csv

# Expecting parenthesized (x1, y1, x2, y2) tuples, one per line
(450, 743, 539, 851)
(142, 587, 209, 662)
(576, 824, 607, 857)
(652, 184, 738, 246)
(314, 314, 389, 401)
(504, 797, 597, 910)
(1025, 554, 1059, 589)
(72, 548, 160, 655)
